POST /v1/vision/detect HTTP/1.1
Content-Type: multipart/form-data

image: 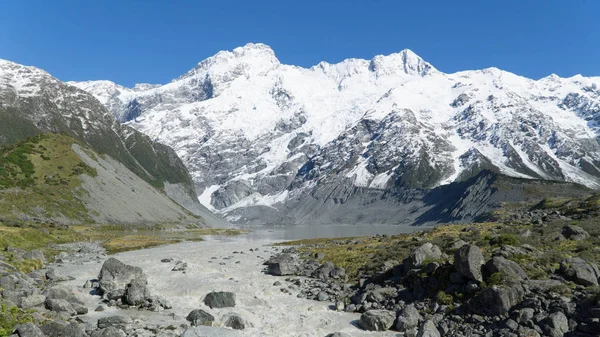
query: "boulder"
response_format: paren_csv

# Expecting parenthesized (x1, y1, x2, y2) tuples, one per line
(396, 303, 421, 332)
(468, 283, 525, 316)
(454, 244, 484, 282)
(98, 258, 145, 289)
(325, 333, 351, 337)
(266, 254, 298, 276)
(542, 311, 569, 337)
(358, 310, 395, 331)
(562, 225, 590, 241)
(224, 313, 247, 330)
(313, 262, 335, 279)
(15, 322, 45, 337)
(39, 321, 86, 337)
(171, 261, 187, 272)
(23, 250, 45, 262)
(90, 327, 127, 337)
(186, 309, 214, 326)
(97, 316, 132, 330)
(44, 299, 77, 316)
(417, 320, 441, 337)
(482, 256, 527, 281)
(20, 294, 46, 309)
(204, 291, 236, 308)
(44, 286, 83, 305)
(123, 277, 150, 306)
(406, 243, 442, 269)
(559, 257, 600, 286)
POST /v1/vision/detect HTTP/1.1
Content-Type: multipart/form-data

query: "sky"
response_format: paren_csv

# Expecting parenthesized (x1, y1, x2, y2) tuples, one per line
(0, 1, 598, 87)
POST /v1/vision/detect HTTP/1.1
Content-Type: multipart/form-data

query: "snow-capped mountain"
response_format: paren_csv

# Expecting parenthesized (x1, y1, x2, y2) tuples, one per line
(70, 43, 600, 224)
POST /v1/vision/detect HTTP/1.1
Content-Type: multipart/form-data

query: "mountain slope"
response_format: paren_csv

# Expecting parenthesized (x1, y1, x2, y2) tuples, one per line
(0, 59, 226, 226)
(70, 43, 600, 224)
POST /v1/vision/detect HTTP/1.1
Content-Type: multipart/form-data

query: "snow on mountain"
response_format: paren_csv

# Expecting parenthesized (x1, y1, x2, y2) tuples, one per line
(69, 43, 600, 224)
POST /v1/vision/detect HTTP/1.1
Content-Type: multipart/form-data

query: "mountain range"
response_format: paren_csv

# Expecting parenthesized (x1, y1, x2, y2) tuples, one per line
(14, 43, 600, 225)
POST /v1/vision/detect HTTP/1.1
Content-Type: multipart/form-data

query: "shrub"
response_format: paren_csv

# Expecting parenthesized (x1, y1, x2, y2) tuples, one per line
(435, 291, 454, 305)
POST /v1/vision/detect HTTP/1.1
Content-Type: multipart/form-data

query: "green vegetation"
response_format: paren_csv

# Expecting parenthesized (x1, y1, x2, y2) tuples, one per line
(0, 303, 34, 337)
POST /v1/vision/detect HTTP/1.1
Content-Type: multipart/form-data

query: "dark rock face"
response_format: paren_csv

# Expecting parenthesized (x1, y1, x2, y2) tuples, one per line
(482, 256, 528, 281)
(468, 283, 525, 316)
(358, 310, 395, 331)
(454, 245, 485, 282)
(186, 309, 215, 327)
(98, 258, 145, 290)
(203, 291, 236, 308)
(559, 257, 600, 286)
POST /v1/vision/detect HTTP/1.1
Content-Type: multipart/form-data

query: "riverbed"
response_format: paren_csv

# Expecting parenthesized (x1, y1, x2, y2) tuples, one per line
(54, 226, 423, 336)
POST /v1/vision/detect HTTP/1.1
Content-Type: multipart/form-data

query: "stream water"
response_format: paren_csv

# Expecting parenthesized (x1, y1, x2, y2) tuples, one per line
(54, 225, 427, 336)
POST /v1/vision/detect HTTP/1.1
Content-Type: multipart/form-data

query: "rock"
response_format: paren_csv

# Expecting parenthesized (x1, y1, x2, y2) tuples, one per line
(273, 281, 282, 286)
(23, 250, 45, 262)
(98, 258, 145, 289)
(203, 291, 236, 308)
(454, 244, 485, 282)
(267, 253, 298, 276)
(44, 286, 83, 305)
(95, 305, 106, 312)
(39, 321, 86, 337)
(123, 277, 150, 306)
(325, 333, 351, 337)
(468, 283, 525, 316)
(20, 294, 46, 309)
(90, 327, 127, 337)
(82, 280, 92, 288)
(517, 308, 535, 323)
(171, 261, 187, 271)
(161, 258, 174, 263)
(358, 310, 395, 331)
(15, 322, 45, 337)
(559, 257, 600, 286)
(482, 256, 527, 281)
(330, 267, 346, 279)
(186, 309, 214, 326)
(562, 224, 590, 240)
(543, 311, 569, 337)
(45, 269, 74, 282)
(449, 239, 467, 250)
(335, 300, 345, 311)
(44, 298, 76, 316)
(317, 291, 330, 302)
(224, 313, 247, 330)
(396, 303, 421, 332)
(407, 243, 442, 269)
(417, 320, 441, 337)
(97, 316, 132, 329)
(313, 262, 335, 279)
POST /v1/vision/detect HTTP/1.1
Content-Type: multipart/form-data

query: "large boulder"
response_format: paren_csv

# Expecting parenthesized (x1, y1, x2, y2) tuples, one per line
(406, 243, 443, 269)
(15, 322, 45, 337)
(186, 309, 214, 326)
(204, 291, 236, 308)
(97, 316, 132, 330)
(396, 303, 421, 332)
(44, 298, 77, 316)
(98, 258, 145, 289)
(454, 244, 485, 282)
(266, 253, 298, 276)
(559, 257, 600, 286)
(224, 313, 247, 330)
(123, 277, 150, 306)
(562, 225, 590, 241)
(312, 261, 335, 279)
(40, 321, 86, 337)
(417, 320, 441, 337)
(468, 283, 525, 316)
(20, 294, 46, 309)
(542, 311, 569, 337)
(482, 256, 527, 281)
(358, 310, 395, 331)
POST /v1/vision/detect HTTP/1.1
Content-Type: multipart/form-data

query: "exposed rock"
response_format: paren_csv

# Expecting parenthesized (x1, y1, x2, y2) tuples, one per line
(45, 269, 74, 282)
(482, 256, 527, 281)
(358, 310, 395, 331)
(559, 257, 600, 286)
(317, 291, 329, 302)
(90, 327, 127, 337)
(325, 333, 351, 337)
(20, 294, 46, 309)
(406, 243, 443, 269)
(313, 262, 335, 279)
(204, 291, 236, 308)
(15, 322, 45, 337)
(39, 321, 86, 337)
(171, 261, 187, 272)
(468, 283, 525, 316)
(417, 320, 441, 337)
(266, 253, 298, 276)
(186, 309, 214, 326)
(98, 258, 145, 289)
(97, 316, 132, 330)
(161, 258, 174, 263)
(396, 303, 421, 332)
(562, 224, 590, 240)
(44, 298, 76, 316)
(454, 244, 485, 282)
(123, 277, 150, 306)
(543, 311, 569, 337)
(22, 250, 45, 262)
(224, 313, 247, 330)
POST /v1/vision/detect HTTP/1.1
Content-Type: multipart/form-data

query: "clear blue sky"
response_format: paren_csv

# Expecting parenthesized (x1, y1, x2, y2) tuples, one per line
(0, 0, 597, 87)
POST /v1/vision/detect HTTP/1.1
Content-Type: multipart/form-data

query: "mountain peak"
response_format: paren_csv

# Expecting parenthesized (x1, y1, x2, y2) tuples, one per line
(369, 48, 436, 76)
